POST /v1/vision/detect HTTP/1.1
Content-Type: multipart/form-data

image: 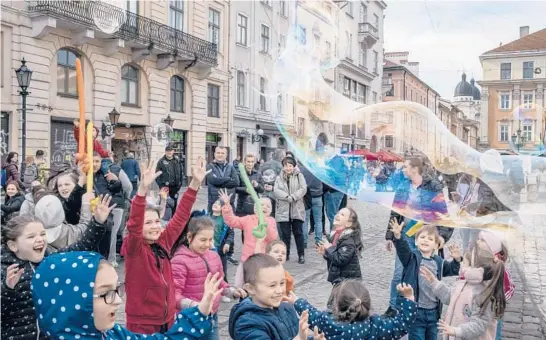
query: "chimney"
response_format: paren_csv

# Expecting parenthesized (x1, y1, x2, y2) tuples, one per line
(520, 26, 530, 38)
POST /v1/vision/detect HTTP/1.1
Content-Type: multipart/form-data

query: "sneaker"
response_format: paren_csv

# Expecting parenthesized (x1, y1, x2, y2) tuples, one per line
(382, 306, 398, 318)
(298, 256, 305, 264)
(221, 296, 231, 303)
(227, 257, 239, 265)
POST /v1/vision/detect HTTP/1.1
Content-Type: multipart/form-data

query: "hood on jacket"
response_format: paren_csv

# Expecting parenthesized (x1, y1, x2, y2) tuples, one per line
(228, 298, 298, 340)
(34, 194, 66, 243)
(32, 251, 102, 339)
(24, 192, 34, 202)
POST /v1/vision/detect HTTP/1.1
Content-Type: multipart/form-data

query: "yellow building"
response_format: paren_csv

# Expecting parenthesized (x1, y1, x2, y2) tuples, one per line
(478, 26, 546, 153)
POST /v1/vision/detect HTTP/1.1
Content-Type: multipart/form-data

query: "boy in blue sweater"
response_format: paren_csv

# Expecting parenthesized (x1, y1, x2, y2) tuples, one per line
(390, 221, 462, 340)
(229, 253, 311, 340)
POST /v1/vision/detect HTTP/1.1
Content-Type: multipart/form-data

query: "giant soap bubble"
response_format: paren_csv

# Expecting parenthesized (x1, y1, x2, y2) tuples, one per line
(270, 1, 546, 234)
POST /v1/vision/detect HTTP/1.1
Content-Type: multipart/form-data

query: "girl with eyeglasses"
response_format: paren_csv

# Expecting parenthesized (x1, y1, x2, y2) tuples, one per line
(1, 195, 113, 339)
(30, 251, 222, 339)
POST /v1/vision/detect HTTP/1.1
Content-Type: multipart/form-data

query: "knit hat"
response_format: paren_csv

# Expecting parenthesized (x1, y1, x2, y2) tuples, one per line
(478, 230, 502, 254)
(34, 195, 66, 243)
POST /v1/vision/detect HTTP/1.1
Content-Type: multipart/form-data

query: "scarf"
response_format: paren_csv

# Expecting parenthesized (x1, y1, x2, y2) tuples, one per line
(332, 228, 344, 246)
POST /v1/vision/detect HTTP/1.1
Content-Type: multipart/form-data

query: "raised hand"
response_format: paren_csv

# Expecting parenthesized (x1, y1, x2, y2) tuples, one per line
(419, 266, 438, 283)
(190, 157, 211, 186)
(389, 218, 404, 239)
(295, 310, 310, 340)
(105, 171, 118, 182)
(312, 326, 326, 340)
(218, 189, 231, 206)
(282, 291, 298, 304)
(159, 187, 169, 200)
(5, 264, 24, 289)
(448, 244, 462, 262)
(396, 283, 415, 301)
(198, 273, 223, 315)
(82, 192, 95, 204)
(232, 287, 248, 299)
(93, 194, 116, 224)
(138, 160, 162, 196)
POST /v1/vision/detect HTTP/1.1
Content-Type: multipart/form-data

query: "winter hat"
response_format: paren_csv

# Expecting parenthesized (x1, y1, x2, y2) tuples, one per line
(478, 230, 502, 254)
(34, 194, 65, 243)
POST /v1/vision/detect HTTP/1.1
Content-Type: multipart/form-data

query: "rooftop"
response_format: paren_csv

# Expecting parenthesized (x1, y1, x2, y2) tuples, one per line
(483, 28, 546, 55)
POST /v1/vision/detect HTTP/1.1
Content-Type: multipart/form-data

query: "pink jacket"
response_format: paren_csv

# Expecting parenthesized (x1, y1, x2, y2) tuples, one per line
(432, 267, 497, 340)
(222, 204, 278, 262)
(171, 245, 229, 314)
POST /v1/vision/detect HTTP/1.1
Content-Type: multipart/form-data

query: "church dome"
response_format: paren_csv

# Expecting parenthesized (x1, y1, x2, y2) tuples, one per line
(454, 73, 474, 98)
(470, 78, 481, 100)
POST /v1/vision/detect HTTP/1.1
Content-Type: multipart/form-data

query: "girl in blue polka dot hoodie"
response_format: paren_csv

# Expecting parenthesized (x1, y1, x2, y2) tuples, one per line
(284, 280, 417, 340)
(31, 251, 223, 339)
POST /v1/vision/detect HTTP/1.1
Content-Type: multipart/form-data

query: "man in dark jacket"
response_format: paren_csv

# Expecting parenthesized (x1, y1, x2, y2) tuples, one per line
(121, 152, 141, 198)
(383, 156, 453, 317)
(235, 153, 264, 216)
(206, 146, 240, 264)
(300, 164, 323, 247)
(155, 145, 183, 210)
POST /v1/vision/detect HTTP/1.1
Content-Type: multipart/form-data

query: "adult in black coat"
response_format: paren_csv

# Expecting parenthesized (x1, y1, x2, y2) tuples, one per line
(1, 180, 25, 224)
(155, 145, 183, 205)
(205, 146, 240, 212)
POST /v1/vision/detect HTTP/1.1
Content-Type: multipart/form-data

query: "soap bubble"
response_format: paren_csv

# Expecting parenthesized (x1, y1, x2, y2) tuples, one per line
(151, 122, 174, 147)
(509, 103, 546, 156)
(92, 0, 126, 35)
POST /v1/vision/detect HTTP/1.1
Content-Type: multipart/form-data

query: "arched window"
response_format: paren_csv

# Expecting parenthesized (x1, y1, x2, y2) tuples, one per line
(57, 49, 79, 96)
(121, 64, 139, 105)
(170, 76, 185, 112)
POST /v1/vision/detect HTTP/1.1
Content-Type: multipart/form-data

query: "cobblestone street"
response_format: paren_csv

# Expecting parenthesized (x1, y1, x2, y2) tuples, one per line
(115, 190, 546, 339)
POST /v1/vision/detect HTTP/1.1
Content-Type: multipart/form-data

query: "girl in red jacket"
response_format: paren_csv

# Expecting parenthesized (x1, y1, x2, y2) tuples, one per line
(73, 119, 109, 158)
(121, 157, 209, 334)
(171, 214, 247, 340)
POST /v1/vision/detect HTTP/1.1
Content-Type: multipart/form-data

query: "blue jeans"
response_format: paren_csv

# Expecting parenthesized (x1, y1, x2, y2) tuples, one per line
(389, 231, 416, 308)
(201, 314, 218, 340)
(409, 308, 439, 340)
(324, 191, 344, 232)
(303, 196, 324, 246)
(496, 318, 503, 340)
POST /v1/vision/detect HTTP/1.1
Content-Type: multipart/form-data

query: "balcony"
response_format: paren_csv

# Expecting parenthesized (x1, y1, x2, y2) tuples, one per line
(358, 22, 379, 46)
(27, 0, 217, 76)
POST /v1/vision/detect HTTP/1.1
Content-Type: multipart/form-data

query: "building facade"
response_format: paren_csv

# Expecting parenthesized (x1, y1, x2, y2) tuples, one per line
(478, 26, 546, 153)
(1, 0, 229, 178)
(377, 55, 440, 156)
(291, 0, 387, 154)
(229, 0, 294, 162)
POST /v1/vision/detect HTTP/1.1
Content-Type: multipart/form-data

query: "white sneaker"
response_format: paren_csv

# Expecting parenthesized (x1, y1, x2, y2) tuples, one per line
(222, 296, 231, 303)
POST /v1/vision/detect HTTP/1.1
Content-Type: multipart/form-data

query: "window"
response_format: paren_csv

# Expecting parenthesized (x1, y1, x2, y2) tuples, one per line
(500, 63, 511, 80)
(280, 0, 287, 16)
(499, 92, 511, 109)
(523, 61, 534, 79)
(341, 124, 351, 135)
(373, 14, 379, 28)
(208, 9, 220, 47)
(126, 0, 139, 13)
(277, 86, 283, 115)
(358, 44, 367, 67)
(297, 118, 305, 137)
(57, 49, 78, 96)
(260, 77, 267, 111)
(169, 0, 184, 31)
(325, 41, 331, 59)
(359, 3, 367, 22)
(297, 25, 306, 45)
(343, 77, 350, 96)
(236, 71, 246, 107)
(373, 91, 377, 103)
(523, 91, 534, 108)
(261, 24, 270, 53)
(279, 34, 286, 48)
(170, 76, 184, 112)
(346, 32, 352, 58)
(237, 14, 248, 46)
(523, 124, 532, 141)
(357, 84, 366, 103)
(385, 135, 394, 148)
(373, 50, 378, 73)
(207, 84, 220, 117)
(121, 64, 139, 105)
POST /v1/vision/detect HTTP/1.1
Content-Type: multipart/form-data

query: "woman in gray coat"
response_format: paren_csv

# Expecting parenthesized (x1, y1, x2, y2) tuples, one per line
(274, 156, 307, 264)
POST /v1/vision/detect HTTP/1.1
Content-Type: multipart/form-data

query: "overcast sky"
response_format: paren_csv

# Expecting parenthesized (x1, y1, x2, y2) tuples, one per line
(383, 1, 546, 100)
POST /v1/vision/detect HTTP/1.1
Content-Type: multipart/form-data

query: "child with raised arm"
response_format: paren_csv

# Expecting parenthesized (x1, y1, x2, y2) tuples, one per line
(121, 158, 209, 334)
(219, 189, 278, 288)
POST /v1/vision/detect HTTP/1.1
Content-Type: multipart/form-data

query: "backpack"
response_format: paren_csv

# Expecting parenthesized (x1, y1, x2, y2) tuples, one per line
(23, 163, 38, 188)
(0, 168, 6, 188)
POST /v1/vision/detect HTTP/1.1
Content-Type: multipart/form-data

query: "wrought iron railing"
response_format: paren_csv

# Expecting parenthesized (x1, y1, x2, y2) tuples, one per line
(27, 0, 218, 66)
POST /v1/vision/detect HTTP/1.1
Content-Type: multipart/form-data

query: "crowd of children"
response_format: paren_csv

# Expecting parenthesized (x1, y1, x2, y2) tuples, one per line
(1, 151, 517, 340)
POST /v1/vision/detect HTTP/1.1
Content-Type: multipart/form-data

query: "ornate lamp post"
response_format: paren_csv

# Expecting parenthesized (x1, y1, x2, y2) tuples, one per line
(511, 129, 526, 153)
(163, 114, 174, 127)
(15, 58, 33, 175)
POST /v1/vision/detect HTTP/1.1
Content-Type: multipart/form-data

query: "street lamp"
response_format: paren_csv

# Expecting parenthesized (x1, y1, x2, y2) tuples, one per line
(15, 58, 33, 176)
(251, 124, 264, 144)
(108, 107, 121, 126)
(511, 128, 526, 152)
(350, 132, 356, 152)
(163, 114, 174, 127)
